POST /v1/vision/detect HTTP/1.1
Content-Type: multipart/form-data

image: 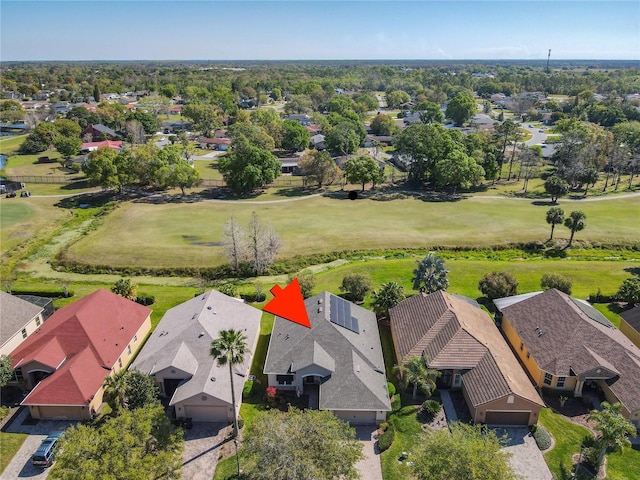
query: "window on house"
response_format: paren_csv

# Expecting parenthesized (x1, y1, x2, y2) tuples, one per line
(118, 359, 123, 369)
(133, 335, 137, 342)
(14, 368, 23, 380)
(36, 318, 41, 327)
(21, 329, 27, 339)
(557, 376, 565, 388)
(526, 352, 531, 359)
(507, 395, 514, 404)
(519, 342, 524, 351)
(276, 375, 294, 385)
(127, 345, 132, 355)
(544, 373, 552, 385)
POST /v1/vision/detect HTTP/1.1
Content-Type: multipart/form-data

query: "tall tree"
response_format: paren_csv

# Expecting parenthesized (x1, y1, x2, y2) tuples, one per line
(414, 423, 516, 480)
(412, 253, 449, 293)
(540, 273, 572, 295)
(393, 355, 441, 400)
(111, 277, 137, 300)
(343, 155, 385, 191)
(0, 355, 13, 388)
(103, 369, 129, 414)
(372, 282, 405, 319)
(218, 138, 281, 194)
(616, 278, 640, 306)
(222, 215, 246, 273)
(564, 210, 586, 248)
(445, 92, 476, 126)
(414, 100, 444, 124)
(50, 404, 183, 480)
(210, 329, 248, 439)
(54, 136, 82, 159)
(369, 113, 398, 135)
(545, 207, 565, 241)
(281, 119, 310, 151)
(325, 121, 361, 156)
(298, 150, 339, 188)
(168, 160, 201, 196)
(588, 402, 636, 469)
(246, 212, 281, 276)
(432, 149, 485, 193)
(544, 176, 569, 204)
(242, 408, 363, 480)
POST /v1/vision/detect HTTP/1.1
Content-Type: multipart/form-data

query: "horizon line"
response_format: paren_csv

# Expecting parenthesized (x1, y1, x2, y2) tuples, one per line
(2, 58, 638, 63)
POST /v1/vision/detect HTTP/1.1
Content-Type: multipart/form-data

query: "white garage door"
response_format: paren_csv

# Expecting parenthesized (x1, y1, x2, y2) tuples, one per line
(184, 405, 228, 422)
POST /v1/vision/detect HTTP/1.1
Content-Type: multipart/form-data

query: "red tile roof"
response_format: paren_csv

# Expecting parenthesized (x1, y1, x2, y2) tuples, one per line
(81, 140, 122, 150)
(11, 289, 151, 406)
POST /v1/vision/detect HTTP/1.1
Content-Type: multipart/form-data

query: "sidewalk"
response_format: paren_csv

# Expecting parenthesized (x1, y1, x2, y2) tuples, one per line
(439, 390, 458, 423)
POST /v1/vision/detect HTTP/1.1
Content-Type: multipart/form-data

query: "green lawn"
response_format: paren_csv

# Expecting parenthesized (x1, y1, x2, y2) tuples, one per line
(62, 194, 640, 270)
(539, 408, 640, 480)
(0, 134, 27, 155)
(539, 408, 591, 479)
(0, 432, 27, 475)
(380, 401, 424, 480)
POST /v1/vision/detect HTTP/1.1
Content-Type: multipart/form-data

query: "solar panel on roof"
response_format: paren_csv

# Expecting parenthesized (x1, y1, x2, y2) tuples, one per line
(329, 296, 360, 334)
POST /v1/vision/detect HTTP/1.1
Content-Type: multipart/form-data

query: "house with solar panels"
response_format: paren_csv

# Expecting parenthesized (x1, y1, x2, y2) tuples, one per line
(263, 291, 391, 425)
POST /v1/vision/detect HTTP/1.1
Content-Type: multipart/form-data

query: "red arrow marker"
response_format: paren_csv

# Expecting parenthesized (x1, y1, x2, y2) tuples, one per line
(263, 278, 311, 328)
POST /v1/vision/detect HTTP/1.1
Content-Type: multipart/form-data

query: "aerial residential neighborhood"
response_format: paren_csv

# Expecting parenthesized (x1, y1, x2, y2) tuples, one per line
(1, 1, 639, 480)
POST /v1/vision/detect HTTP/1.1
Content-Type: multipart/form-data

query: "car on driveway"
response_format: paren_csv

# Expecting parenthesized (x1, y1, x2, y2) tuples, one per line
(32, 431, 64, 468)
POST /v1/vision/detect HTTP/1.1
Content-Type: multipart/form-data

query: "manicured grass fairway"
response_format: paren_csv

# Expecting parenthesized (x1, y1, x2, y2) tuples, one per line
(0, 134, 27, 155)
(0, 197, 67, 255)
(64, 195, 640, 269)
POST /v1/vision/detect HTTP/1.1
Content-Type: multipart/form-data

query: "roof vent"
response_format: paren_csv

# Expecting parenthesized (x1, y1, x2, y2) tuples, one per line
(207, 306, 212, 310)
(318, 307, 323, 313)
(210, 376, 216, 382)
(318, 299, 323, 304)
(198, 332, 205, 338)
(538, 330, 545, 337)
(284, 334, 290, 340)
(356, 365, 360, 372)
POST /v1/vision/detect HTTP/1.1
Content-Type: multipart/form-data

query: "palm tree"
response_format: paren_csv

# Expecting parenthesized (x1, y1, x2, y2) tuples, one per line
(564, 210, 586, 248)
(588, 402, 636, 469)
(393, 355, 441, 400)
(545, 207, 565, 241)
(412, 253, 449, 294)
(103, 369, 129, 414)
(210, 329, 248, 438)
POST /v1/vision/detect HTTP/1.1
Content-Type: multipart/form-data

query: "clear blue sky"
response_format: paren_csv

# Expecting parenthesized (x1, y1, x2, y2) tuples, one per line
(1, 1, 639, 61)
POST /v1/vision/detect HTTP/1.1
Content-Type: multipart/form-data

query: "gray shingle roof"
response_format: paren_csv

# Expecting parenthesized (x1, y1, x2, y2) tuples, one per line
(389, 291, 543, 408)
(621, 306, 640, 333)
(497, 289, 640, 413)
(264, 291, 390, 412)
(131, 290, 261, 406)
(1, 291, 44, 347)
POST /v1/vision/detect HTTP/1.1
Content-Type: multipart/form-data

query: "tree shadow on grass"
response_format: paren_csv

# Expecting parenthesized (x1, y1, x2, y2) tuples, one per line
(273, 187, 316, 198)
(623, 266, 640, 277)
(54, 190, 115, 209)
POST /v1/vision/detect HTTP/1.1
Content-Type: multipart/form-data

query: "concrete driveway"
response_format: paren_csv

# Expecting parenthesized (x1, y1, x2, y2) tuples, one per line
(493, 427, 553, 480)
(354, 426, 383, 480)
(181, 422, 228, 480)
(0, 407, 78, 480)
(0, 434, 50, 480)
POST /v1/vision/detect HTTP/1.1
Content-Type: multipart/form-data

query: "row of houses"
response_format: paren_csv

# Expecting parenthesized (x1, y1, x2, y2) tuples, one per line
(2, 287, 639, 430)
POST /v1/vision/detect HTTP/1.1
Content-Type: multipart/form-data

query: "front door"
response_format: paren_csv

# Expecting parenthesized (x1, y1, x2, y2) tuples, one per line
(453, 374, 462, 388)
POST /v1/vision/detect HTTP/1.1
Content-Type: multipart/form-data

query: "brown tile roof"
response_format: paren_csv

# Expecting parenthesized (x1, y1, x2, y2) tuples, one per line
(389, 291, 543, 408)
(499, 289, 640, 414)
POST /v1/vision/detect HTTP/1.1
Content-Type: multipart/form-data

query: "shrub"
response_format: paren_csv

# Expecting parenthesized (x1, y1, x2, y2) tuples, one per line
(339, 273, 373, 303)
(478, 271, 518, 299)
(387, 382, 396, 397)
(422, 399, 441, 417)
(218, 283, 239, 298)
(237, 417, 245, 430)
(377, 424, 395, 452)
(0, 405, 10, 421)
(531, 424, 552, 450)
(540, 273, 572, 295)
(290, 270, 316, 299)
(379, 421, 389, 432)
(243, 380, 254, 399)
(135, 294, 155, 306)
